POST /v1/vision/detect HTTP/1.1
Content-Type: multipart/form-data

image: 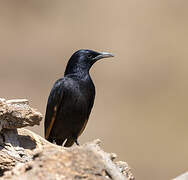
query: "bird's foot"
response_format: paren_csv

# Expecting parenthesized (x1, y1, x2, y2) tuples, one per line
(0, 132, 5, 143)
(75, 139, 80, 146)
(0, 132, 6, 147)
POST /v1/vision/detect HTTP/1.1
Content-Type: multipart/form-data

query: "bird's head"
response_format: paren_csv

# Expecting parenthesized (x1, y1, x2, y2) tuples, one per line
(65, 49, 114, 75)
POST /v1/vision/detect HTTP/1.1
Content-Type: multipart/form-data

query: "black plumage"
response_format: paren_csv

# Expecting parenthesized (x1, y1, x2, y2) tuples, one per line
(44, 49, 114, 147)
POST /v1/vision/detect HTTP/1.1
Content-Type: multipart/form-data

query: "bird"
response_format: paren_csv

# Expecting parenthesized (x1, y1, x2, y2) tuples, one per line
(44, 49, 114, 147)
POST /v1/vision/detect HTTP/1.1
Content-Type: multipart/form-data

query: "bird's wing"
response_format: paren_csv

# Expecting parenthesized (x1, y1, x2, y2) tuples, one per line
(44, 79, 64, 140)
(78, 95, 95, 137)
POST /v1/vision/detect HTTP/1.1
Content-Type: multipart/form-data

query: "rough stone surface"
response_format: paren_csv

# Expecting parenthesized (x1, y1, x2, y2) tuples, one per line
(115, 161, 134, 180)
(0, 128, 51, 175)
(1, 140, 134, 180)
(0, 98, 42, 130)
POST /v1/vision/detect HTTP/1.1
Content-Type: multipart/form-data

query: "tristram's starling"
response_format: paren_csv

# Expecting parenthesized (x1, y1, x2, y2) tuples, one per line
(44, 49, 114, 147)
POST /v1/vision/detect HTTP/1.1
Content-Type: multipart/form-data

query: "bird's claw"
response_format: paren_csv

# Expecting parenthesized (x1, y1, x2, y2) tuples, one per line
(75, 140, 80, 146)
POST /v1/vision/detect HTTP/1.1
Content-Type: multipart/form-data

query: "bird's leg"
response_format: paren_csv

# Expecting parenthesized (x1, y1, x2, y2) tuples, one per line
(0, 130, 6, 147)
(72, 134, 79, 146)
(0, 133, 5, 143)
(75, 139, 80, 146)
(56, 138, 66, 146)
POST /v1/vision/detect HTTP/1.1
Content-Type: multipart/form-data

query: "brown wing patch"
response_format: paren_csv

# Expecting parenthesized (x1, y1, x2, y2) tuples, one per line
(45, 106, 57, 139)
(78, 119, 88, 137)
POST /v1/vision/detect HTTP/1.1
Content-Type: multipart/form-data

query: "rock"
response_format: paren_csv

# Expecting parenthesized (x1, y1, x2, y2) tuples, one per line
(0, 98, 42, 130)
(0, 98, 43, 175)
(115, 161, 134, 180)
(173, 172, 188, 180)
(1, 140, 134, 180)
(0, 128, 52, 175)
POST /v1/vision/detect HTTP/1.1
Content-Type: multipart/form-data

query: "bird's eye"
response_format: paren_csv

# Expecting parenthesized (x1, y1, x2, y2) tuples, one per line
(87, 54, 93, 59)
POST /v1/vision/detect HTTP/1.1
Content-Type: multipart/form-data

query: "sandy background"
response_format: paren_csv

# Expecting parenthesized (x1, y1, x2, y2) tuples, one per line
(0, 0, 188, 179)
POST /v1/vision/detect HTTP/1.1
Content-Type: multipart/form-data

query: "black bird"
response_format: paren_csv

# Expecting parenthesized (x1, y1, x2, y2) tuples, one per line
(44, 49, 114, 147)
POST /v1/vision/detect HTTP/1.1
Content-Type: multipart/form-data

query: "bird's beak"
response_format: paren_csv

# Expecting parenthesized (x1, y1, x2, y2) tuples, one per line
(93, 52, 114, 61)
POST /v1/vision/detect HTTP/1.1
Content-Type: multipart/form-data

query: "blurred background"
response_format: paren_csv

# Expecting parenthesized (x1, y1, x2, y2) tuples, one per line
(0, 0, 188, 179)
